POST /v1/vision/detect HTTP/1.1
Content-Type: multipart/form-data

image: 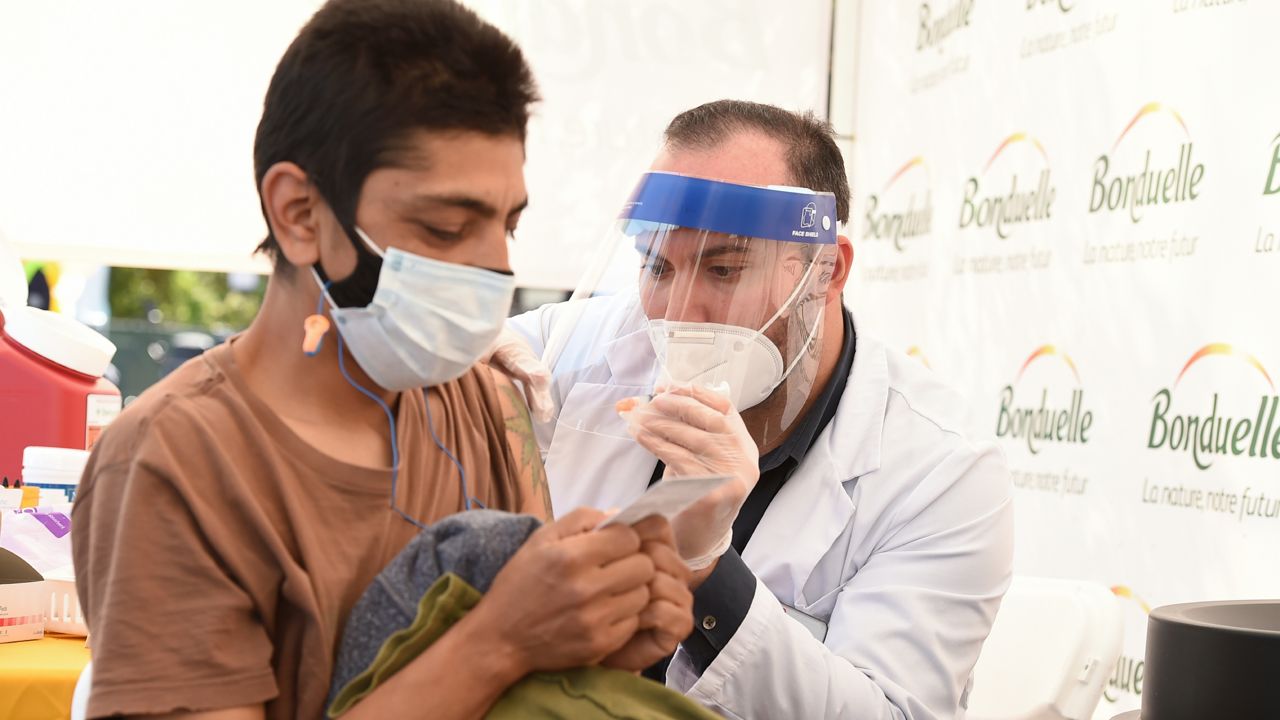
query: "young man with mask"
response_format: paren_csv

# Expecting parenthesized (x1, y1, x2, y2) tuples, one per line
(494, 101, 1016, 719)
(71, 2, 697, 718)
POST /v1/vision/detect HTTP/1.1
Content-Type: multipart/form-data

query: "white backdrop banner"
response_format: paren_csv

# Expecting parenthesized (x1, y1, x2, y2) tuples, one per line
(0, 0, 831, 285)
(835, 1, 1280, 716)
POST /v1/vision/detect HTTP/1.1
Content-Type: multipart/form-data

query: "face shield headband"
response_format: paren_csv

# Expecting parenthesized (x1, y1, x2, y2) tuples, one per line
(618, 171, 838, 247)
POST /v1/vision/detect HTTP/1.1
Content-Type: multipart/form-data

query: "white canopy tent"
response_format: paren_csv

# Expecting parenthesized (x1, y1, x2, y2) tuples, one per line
(0, 0, 834, 288)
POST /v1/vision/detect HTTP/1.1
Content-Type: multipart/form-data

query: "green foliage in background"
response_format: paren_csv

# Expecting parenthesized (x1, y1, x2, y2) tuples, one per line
(108, 267, 265, 330)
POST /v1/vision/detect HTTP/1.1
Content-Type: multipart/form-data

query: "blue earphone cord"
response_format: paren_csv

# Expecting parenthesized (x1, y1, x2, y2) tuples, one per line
(317, 286, 482, 531)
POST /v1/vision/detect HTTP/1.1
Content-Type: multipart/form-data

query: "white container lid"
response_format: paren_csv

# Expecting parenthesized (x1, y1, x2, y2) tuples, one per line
(2, 305, 116, 378)
(22, 447, 91, 482)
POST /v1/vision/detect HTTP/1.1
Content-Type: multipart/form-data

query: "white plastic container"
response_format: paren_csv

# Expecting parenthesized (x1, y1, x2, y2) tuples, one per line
(0, 488, 22, 510)
(22, 446, 90, 503)
(44, 576, 86, 636)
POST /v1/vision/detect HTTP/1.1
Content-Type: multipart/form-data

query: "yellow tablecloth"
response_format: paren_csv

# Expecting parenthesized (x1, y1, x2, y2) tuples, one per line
(0, 635, 90, 720)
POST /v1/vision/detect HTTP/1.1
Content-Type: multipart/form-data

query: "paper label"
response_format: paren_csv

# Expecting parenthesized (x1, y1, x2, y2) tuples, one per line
(30, 510, 71, 539)
(85, 393, 122, 449)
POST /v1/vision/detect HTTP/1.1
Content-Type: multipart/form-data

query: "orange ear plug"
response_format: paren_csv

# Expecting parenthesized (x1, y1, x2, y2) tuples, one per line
(615, 397, 639, 413)
(302, 314, 331, 356)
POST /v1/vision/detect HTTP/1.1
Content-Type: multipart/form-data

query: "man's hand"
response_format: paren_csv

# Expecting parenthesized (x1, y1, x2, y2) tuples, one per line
(622, 385, 761, 569)
(601, 515, 694, 672)
(468, 508, 656, 674)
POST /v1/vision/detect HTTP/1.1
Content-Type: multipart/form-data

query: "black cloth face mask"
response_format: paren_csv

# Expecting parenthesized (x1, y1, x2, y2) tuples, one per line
(314, 223, 383, 308)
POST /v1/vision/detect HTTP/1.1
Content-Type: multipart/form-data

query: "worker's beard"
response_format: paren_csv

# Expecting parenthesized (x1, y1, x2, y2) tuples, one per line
(740, 291, 826, 452)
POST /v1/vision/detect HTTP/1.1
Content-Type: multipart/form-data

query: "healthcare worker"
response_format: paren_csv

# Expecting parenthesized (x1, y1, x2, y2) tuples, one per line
(495, 100, 1015, 720)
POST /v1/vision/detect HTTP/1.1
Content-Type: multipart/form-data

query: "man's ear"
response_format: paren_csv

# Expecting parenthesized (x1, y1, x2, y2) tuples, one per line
(827, 234, 854, 301)
(261, 162, 322, 269)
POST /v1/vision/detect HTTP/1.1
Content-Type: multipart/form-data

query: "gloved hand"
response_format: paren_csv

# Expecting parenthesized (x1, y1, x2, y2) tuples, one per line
(483, 326, 554, 422)
(618, 385, 760, 570)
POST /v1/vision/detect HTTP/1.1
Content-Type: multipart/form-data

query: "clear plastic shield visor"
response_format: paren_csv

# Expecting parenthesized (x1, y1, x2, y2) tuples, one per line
(541, 172, 838, 444)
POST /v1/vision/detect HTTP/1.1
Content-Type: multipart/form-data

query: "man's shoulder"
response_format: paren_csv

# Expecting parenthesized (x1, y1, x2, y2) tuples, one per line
(848, 333, 1005, 482)
(846, 335, 1011, 527)
(848, 333, 973, 442)
(442, 362, 513, 416)
(93, 345, 236, 464)
(482, 364, 523, 418)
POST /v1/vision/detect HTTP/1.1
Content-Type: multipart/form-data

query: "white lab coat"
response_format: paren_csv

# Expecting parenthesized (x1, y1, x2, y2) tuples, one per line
(508, 294, 1014, 720)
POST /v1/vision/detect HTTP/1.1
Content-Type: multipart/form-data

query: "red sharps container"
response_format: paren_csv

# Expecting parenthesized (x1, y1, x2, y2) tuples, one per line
(0, 306, 121, 485)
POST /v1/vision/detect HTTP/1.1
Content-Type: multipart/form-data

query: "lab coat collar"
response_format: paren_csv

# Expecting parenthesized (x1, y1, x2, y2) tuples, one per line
(742, 313, 890, 605)
(825, 319, 889, 481)
(762, 310, 890, 483)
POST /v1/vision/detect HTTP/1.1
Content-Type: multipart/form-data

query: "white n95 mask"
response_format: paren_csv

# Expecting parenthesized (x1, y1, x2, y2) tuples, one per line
(647, 243, 825, 412)
(647, 309, 822, 412)
(315, 227, 515, 391)
(647, 321, 783, 411)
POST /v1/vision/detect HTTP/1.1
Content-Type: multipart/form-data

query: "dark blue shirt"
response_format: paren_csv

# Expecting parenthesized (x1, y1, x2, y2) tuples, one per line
(642, 308, 856, 680)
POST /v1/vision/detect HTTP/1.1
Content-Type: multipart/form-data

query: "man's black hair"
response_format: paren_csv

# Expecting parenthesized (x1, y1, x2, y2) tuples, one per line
(663, 100, 851, 224)
(253, 0, 538, 267)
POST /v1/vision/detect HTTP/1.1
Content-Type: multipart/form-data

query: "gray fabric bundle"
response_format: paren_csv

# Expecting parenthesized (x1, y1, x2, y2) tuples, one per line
(328, 510, 542, 708)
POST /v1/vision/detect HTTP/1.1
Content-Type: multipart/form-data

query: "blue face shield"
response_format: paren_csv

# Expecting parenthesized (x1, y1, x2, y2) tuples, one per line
(542, 172, 839, 447)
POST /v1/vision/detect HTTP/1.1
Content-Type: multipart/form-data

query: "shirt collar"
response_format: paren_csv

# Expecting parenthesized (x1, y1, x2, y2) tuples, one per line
(758, 307, 857, 472)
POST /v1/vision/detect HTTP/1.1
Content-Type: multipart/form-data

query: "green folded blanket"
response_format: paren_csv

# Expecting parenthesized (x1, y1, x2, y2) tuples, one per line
(330, 572, 720, 719)
(328, 509, 721, 719)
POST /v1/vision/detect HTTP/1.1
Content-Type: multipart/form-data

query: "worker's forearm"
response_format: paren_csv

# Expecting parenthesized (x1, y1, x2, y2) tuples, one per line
(342, 602, 528, 720)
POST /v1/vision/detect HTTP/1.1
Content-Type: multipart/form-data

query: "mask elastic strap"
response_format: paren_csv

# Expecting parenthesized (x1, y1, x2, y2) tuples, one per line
(312, 224, 384, 309)
(752, 255, 824, 385)
(754, 254, 820, 339)
(312, 220, 377, 280)
(778, 305, 824, 383)
(311, 225, 385, 283)
(352, 226, 386, 258)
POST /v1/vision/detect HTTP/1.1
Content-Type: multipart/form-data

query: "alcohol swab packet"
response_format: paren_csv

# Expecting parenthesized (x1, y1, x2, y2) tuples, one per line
(595, 475, 733, 530)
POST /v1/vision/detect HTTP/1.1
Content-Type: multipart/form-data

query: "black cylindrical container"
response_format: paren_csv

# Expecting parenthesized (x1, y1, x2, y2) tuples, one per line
(1120, 600, 1280, 720)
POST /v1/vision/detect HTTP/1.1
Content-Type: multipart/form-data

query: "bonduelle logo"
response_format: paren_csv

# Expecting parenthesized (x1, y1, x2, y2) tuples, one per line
(864, 156, 933, 251)
(1110, 585, 1152, 614)
(1264, 132, 1280, 196)
(1104, 585, 1149, 704)
(906, 346, 933, 369)
(1090, 103, 1205, 223)
(1027, 0, 1073, 12)
(918, 0, 975, 52)
(996, 345, 1093, 454)
(1148, 344, 1279, 470)
(959, 132, 1056, 239)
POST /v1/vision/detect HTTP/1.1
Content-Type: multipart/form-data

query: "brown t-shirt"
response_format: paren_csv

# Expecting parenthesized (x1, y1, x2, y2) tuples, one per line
(72, 340, 527, 719)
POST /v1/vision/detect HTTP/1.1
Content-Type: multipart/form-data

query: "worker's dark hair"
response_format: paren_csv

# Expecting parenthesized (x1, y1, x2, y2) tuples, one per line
(663, 100, 850, 224)
(252, 0, 538, 266)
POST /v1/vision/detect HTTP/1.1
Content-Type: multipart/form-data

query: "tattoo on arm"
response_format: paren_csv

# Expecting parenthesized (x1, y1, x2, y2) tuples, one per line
(499, 384, 552, 517)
